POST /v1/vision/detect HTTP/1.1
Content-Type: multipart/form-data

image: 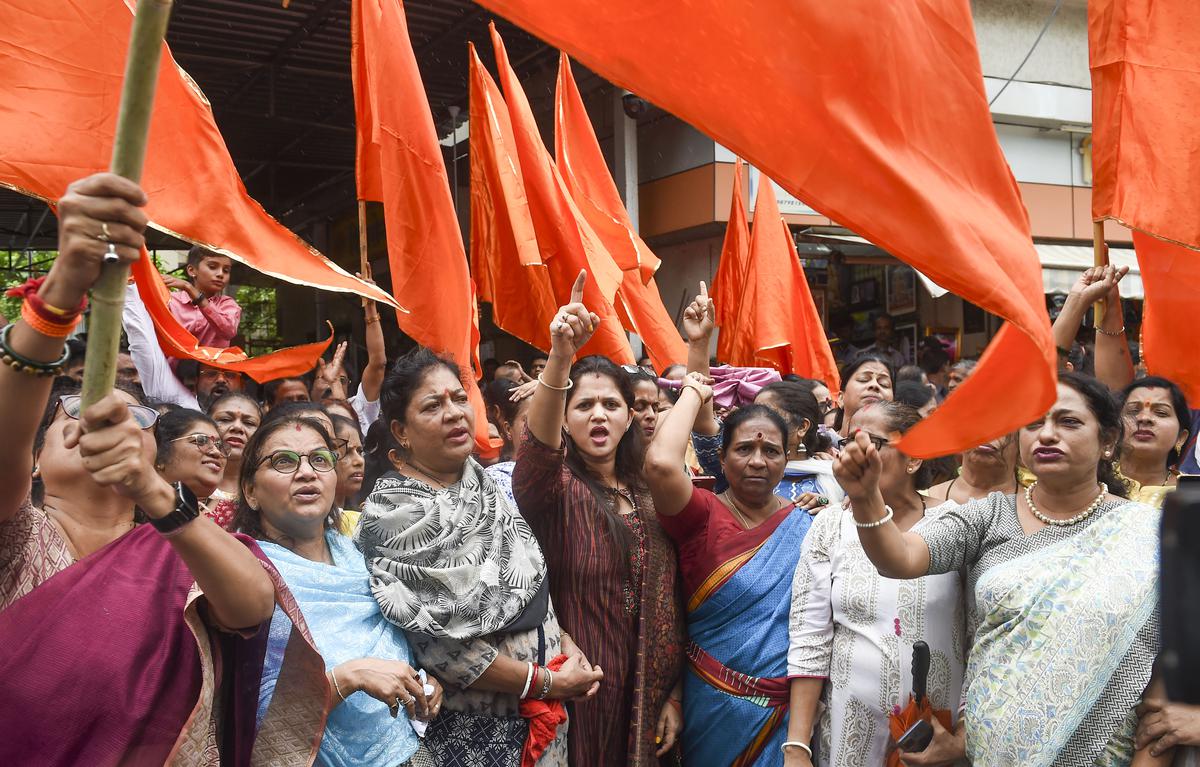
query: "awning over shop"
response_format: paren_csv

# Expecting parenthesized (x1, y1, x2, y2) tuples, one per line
(801, 234, 1142, 299)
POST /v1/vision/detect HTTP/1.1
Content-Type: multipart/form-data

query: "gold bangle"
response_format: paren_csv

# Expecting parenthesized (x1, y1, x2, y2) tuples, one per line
(1096, 324, 1126, 337)
(330, 668, 348, 702)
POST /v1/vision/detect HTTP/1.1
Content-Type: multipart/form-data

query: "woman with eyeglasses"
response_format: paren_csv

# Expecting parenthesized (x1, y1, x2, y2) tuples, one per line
(0, 173, 290, 765)
(154, 408, 229, 507)
(785, 402, 966, 767)
(206, 391, 262, 530)
(841, 373, 1164, 766)
(357, 346, 602, 767)
(232, 414, 445, 767)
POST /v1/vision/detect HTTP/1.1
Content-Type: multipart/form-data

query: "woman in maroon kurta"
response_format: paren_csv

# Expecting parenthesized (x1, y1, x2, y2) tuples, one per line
(515, 274, 684, 766)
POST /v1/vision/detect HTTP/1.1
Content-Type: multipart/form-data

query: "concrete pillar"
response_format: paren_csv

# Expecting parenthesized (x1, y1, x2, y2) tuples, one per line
(613, 90, 639, 231)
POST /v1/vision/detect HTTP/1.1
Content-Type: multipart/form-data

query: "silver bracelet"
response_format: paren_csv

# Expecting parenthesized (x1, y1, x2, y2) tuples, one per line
(536, 373, 573, 392)
(852, 505, 894, 529)
(781, 741, 813, 757)
(1096, 324, 1126, 337)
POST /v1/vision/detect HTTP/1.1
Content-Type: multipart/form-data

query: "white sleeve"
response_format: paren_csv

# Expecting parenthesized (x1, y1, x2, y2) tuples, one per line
(349, 383, 381, 434)
(787, 509, 838, 678)
(123, 283, 199, 410)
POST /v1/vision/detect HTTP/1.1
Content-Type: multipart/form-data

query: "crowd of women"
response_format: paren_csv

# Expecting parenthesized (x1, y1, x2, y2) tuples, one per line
(2, 174, 1199, 767)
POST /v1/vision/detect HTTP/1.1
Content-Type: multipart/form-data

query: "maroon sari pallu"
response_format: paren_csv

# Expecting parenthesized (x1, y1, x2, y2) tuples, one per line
(0, 524, 314, 767)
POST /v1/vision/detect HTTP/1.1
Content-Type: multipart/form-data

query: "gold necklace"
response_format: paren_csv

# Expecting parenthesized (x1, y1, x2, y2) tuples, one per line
(722, 491, 776, 530)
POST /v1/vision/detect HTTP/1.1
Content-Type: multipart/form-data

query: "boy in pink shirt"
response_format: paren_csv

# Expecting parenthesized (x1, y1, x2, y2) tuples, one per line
(163, 246, 241, 348)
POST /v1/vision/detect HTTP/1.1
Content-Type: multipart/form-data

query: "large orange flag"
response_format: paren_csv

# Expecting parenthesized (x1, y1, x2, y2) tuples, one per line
(1090, 0, 1200, 249)
(748, 179, 839, 391)
(1134, 233, 1200, 406)
(489, 24, 634, 365)
(352, 0, 495, 454)
(712, 159, 753, 367)
(554, 55, 684, 371)
(0, 0, 395, 309)
(472, 0, 1053, 456)
(468, 45, 558, 353)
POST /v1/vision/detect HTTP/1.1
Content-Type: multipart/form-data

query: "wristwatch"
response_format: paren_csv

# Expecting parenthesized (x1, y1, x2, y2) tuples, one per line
(149, 482, 202, 536)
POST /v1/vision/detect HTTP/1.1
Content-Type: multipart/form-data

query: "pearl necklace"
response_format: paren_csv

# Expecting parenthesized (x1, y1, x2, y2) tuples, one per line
(1024, 481, 1106, 527)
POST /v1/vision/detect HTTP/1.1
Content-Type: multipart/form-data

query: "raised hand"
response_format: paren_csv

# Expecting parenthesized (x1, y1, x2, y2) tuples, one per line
(312, 341, 349, 400)
(161, 273, 194, 294)
(52, 173, 147, 308)
(64, 393, 169, 509)
(682, 281, 715, 345)
(833, 430, 883, 503)
(1070, 264, 1129, 308)
(679, 370, 714, 405)
(549, 270, 601, 359)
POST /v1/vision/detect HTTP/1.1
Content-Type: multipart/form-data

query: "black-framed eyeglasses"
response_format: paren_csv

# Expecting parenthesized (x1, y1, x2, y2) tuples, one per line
(817, 399, 835, 416)
(173, 433, 231, 457)
(58, 394, 159, 430)
(856, 429, 893, 452)
(256, 449, 338, 474)
(332, 438, 365, 459)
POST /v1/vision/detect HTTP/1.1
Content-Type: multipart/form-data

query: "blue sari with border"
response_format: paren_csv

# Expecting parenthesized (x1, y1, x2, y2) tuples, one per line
(682, 507, 812, 766)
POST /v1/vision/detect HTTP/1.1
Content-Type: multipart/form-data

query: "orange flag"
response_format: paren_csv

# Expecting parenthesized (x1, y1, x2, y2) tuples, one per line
(747, 178, 839, 391)
(554, 55, 684, 371)
(472, 0, 1054, 457)
(1134, 232, 1200, 405)
(488, 24, 634, 365)
(468, 44, 558, 353)
(0, 0, 396, 309)
(352, 0, 496, 455)
(712, 159, 754, 367)
(132, 253, 332, 383)
(1090, 0, 1200, 249)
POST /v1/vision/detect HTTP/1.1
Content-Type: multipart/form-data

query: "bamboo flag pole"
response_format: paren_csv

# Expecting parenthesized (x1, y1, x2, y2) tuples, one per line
(80, 0, 174, 407)
(1093, 219, 1110, 326)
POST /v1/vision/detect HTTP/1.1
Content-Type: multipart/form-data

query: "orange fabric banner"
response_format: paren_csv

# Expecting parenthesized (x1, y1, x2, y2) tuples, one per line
(467, 44, 558, 354)
(554, 55, 683, 371)
(0, 0, 396, 309)
(489, 24, 634, 365)
(1090, 0, 1200, 249)
(1134, 232, 1200, 406)
(472, 0, 1054, 456)
(352, 0, 495, 455)
(712, 159, 753, 367)
(747, 179, 839, 391)
(132, 252, 333, 383)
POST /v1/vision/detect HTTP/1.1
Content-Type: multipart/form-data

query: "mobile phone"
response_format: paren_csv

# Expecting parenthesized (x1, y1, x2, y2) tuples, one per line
(691, 475, 717, 491)
(896, 720, 934, 752)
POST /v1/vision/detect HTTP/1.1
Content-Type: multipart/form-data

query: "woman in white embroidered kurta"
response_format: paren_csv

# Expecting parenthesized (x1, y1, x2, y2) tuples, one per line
(785, 403, 967, 766)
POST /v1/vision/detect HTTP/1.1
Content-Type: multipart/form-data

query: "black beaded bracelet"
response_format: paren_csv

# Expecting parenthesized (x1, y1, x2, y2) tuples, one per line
(0, 324, 71, 377)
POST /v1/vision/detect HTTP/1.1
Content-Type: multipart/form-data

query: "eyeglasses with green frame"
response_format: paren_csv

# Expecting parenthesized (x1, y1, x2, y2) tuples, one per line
(256, 449, 338, 474)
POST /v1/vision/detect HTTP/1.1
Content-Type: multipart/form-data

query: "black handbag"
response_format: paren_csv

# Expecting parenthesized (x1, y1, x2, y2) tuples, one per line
(420, 626, 547, 767)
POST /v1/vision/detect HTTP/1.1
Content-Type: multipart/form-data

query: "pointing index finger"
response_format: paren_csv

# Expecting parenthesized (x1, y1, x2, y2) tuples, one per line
(699, 281, 708, 300)
(570, 269, 587, 305)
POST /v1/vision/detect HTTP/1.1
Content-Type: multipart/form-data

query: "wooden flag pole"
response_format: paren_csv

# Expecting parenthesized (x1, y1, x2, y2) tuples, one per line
(80, 0, 174, 407)
(1093, 220, 1110, 326)
(357, 200, 370, 276)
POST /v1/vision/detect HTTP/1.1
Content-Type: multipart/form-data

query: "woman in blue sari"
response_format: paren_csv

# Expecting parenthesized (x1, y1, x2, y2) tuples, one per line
(646, 371, 813, 766)
(233, 414, 443, 767)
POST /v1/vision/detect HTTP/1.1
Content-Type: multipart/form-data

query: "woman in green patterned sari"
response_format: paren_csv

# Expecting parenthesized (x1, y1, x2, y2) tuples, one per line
(836, 373, 1168, 767)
